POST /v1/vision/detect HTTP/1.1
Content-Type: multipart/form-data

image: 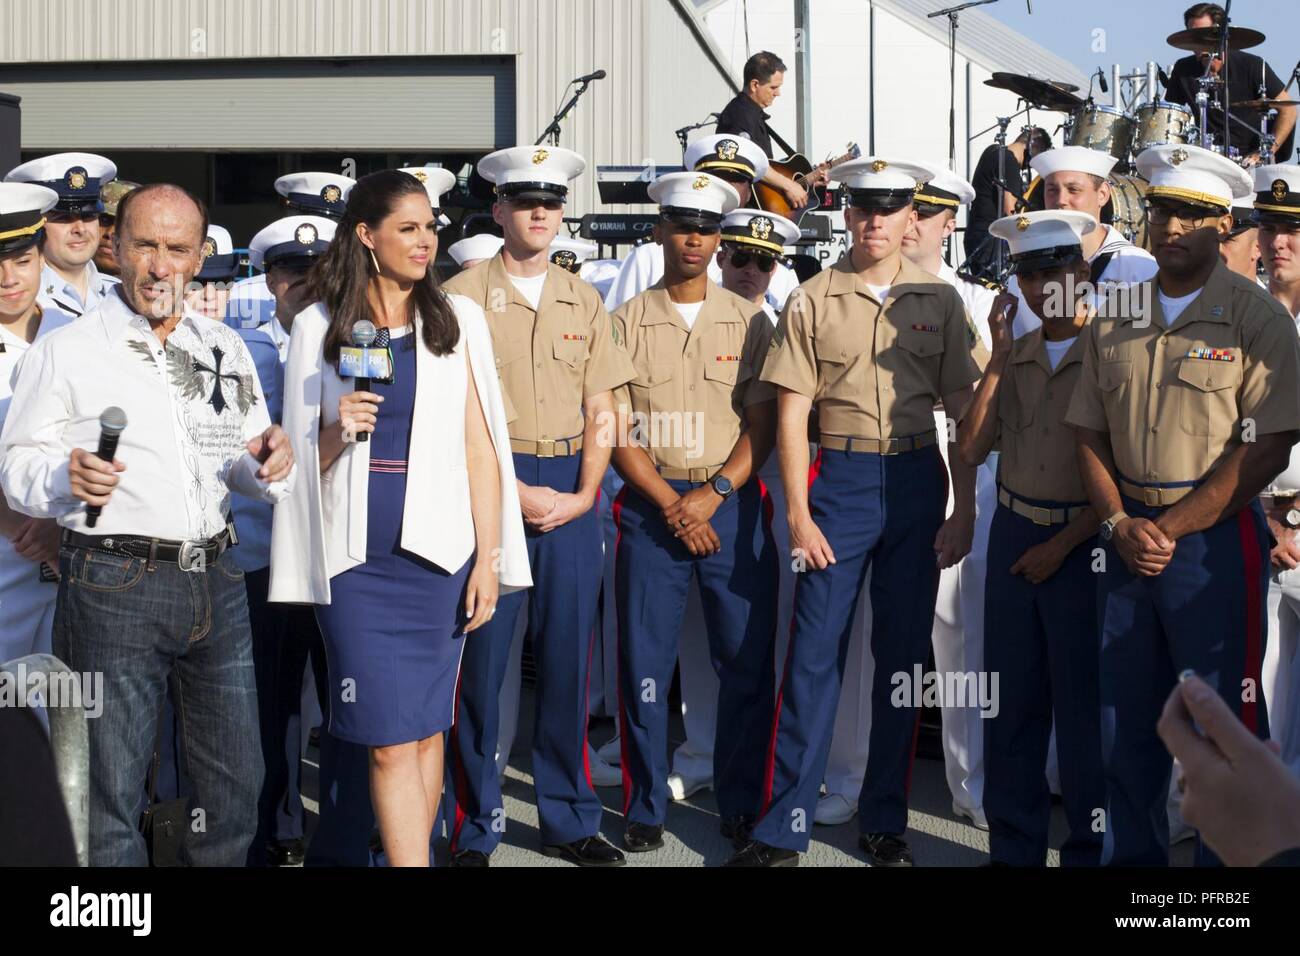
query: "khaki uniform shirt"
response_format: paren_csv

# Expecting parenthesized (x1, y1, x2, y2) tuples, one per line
(1065, 261, 1300, 485)
(994, 327, 1091, 503)
(761, 255, 981, 439)
(612, 281, 775, 471)
(444, 253, 635, 442)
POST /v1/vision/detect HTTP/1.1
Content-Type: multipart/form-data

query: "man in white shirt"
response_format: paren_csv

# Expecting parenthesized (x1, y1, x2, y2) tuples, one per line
(1254, 163, 1300, 776)
(1010, 146, 1157, 338)
(0, 183, 295, 866)
(4, 152, 121, 318)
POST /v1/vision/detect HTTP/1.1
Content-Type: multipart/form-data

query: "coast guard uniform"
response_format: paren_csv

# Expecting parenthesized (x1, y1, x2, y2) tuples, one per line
(443, 146, 636, 864)
(226, 172, 353, 331)
(978, 210, 1106, 865)
(4, 153, 120, 318)
(0, 184, 74, 665)
(238, 216, 335, 866)
(1065, 145, 1300, 865)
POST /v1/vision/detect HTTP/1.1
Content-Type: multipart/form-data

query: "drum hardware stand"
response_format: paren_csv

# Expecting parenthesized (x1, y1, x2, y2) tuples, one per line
(929, 0, 1001, 173)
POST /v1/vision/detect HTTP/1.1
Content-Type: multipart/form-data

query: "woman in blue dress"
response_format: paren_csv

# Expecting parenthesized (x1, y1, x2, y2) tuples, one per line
(271, 170, 530, 866)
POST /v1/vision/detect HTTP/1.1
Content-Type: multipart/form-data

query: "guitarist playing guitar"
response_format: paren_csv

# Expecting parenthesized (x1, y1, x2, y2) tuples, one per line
(716, 51, 852, 223)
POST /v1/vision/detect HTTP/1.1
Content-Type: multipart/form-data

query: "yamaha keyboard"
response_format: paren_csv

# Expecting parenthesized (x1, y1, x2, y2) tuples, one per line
(596, 165, 685, 205)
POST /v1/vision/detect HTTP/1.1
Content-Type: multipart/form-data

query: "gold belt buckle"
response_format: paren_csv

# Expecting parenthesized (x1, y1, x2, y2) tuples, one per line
(1143, 486, 1162, 507)
(535, 439, 556, 458)
(1031, 506, 1052, 526)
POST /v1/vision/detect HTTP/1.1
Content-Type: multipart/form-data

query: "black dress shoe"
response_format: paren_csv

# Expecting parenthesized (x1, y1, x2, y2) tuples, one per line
(623, 822, 665, 853)
(541, 835, 627, 867)
(723, 840, 799, 867)
(266, 838, 304, 867)
(449, 849, 490, 868)
(719, 815, 754, 848)
(859, 832, 913, 867)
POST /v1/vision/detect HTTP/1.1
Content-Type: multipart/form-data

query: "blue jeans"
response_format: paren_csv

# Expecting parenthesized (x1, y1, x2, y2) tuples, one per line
(54, 545, 262, 866)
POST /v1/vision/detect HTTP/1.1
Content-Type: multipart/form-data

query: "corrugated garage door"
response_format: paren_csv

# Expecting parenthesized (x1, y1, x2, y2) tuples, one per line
(0, 55, 514, 151)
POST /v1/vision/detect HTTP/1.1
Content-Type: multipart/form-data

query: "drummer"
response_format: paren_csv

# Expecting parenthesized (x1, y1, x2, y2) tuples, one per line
(1008, 145, 1157, 337)
(1162, 4, 1295, 164)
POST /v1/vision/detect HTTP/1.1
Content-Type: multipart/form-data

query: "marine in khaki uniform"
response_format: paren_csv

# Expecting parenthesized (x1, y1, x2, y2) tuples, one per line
(1066, 144, 1300, 866)
(442, 145, 635, 868)
(731, 157, 982, 867)
(958, 210, 1105, 867)
(609, 175, 780, 854)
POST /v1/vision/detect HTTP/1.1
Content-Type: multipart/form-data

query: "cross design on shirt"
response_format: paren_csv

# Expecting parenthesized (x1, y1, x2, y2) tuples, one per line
(165, 341, 258, 417)
(190, 346, 244, 414)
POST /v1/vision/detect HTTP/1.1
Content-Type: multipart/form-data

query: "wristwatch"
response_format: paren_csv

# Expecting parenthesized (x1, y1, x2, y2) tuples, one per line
(710, 474, 735, 499)
(1100, 510, 1129, 542)
(1287, 509, 1300, 529)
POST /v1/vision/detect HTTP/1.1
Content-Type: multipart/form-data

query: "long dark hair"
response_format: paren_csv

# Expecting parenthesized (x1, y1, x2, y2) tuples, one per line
(312, 169, 459, 362)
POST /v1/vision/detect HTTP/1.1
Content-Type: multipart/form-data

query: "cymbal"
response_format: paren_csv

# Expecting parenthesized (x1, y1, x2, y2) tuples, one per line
(1167, 25, 1265, 53)
(984, 72, 1085, 111)
(1234, 98, 1297, 111)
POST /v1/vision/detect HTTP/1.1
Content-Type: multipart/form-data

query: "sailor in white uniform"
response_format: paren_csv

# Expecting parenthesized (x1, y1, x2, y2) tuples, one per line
(0, 183, 75, 665)
(226, 171, 354, 331)
(4, 152, 120, 319)
(1009, 146, 1157, 338)
(603, 134, 799, 312)
(448, 233, 505, 272)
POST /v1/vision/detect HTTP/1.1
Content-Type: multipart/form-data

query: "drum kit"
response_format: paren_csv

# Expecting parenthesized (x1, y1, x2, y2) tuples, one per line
(980, 22, 1293, 253)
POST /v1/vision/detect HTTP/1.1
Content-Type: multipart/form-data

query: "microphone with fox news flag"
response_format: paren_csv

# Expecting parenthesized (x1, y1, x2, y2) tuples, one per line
(340, 319, 379, 443)
(85, 406, 127, 528)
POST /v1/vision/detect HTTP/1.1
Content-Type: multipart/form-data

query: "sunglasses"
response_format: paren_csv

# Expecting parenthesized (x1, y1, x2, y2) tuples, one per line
(728, 249, 776, 272)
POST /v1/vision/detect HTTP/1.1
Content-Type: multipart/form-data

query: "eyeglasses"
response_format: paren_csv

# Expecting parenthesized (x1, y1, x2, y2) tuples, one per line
(728, 249, 776, 272)
(1144, 202, 1223, 228)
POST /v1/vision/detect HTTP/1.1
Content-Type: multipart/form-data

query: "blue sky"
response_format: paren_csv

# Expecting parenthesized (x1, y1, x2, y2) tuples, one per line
(981, 0, 1297, 92)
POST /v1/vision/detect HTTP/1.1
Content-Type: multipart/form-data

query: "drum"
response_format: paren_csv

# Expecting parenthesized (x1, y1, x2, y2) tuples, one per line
(1132, 101, 1193, 152)
(1068, 104, 1135, 162)
(1103, 174, 1150, 250)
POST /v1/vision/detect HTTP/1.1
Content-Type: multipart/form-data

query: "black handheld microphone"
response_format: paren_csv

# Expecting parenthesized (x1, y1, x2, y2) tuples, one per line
(85, 406, 127, 529)
(351, 320, 377, 444)
(575, 69, 607, 83)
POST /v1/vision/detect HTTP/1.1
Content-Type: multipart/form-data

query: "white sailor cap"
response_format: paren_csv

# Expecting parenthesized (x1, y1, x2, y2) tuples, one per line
(249, 215, 337, 271)
(0, 182, 59, 255)
(913, 167, 976, 215)
(832, 157, 936, 208)
(647, 171, 740, 228)
(1135, 144, 1252, 211)
(684, 134, 769, 184)
(196, 224, 238, 282)
(274, 172, 355, 220)
(1252, 163, 1300, 225)
(4, 152, 118, 215)
(988, 209, 1096, 274)
(549, 236, 598, 273)
(397, 166, 457, 230)
(448, 233, 504, 267)
(1030, 145, 1119, 182)
(720, 209, 800, 256)
(478, 146, 586, 202)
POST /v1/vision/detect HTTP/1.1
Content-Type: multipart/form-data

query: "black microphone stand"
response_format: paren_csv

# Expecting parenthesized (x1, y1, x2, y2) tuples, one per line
(536, 74, 603, 147)
(929, 0, 1001, 173)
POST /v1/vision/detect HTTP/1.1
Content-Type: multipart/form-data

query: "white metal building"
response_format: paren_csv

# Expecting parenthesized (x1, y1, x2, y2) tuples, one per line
(0, 0, 1086, 254)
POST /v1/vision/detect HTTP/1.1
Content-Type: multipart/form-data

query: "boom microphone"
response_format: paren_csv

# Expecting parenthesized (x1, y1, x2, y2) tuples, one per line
(575, 70, 607, 83)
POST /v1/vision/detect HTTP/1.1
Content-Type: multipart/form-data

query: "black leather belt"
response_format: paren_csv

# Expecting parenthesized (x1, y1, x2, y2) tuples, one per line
(61, 524, 236, 572)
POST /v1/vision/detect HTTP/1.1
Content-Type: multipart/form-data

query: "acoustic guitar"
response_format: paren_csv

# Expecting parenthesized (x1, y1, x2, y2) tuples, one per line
(753, 142, 860, 223)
